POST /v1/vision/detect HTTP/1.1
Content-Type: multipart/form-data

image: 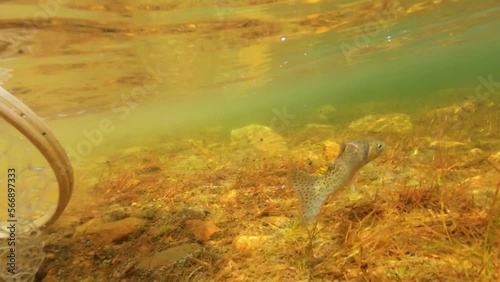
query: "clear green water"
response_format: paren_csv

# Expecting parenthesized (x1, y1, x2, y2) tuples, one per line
(1, 0, 499, 160)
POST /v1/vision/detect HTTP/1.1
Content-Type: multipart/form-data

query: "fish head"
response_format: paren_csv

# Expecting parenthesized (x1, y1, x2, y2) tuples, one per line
(366, 139, 385, 161)
(345, 139, 385, 163)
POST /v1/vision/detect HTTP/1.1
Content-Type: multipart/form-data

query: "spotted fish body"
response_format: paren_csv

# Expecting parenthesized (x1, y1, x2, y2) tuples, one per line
(289, 139, 384, 223)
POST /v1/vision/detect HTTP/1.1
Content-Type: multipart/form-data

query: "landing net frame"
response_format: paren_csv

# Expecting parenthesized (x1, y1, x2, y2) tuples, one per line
(0, 87, 73, 232)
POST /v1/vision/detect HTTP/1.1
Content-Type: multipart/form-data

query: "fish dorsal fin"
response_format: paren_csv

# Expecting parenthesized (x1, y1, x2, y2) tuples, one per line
(327, 141, 346, 173)
(288, 169, 329, 223)
(339, 140, 347, 153)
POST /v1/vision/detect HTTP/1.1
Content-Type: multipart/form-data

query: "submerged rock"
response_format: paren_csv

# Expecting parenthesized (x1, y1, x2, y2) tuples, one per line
(313, 105, 337, 122)
(348, 113, 413, 134)
(323, 140, 341, 160)
(121, 146, 146, 157)
(175, 208, 208, 221)
(137, 243, 202, 270)
(102, 204, 129, 223)
(232, 235, 269, 251)
(433, 100, 478, 121)
(230, 124, 288, 155)
(303, 123, 335, 136)
(184, 219, 220, 241)
(73, 217, 145, 244)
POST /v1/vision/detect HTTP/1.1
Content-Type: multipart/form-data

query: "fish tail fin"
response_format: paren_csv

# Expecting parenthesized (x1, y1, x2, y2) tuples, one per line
(288, 169, 328, 224)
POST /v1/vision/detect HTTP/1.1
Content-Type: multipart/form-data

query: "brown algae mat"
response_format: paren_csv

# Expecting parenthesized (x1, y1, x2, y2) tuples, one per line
(39, 110, 499, 281)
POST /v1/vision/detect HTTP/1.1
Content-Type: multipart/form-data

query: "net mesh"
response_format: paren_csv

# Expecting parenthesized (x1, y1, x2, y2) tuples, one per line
(0, 118, 58, 281)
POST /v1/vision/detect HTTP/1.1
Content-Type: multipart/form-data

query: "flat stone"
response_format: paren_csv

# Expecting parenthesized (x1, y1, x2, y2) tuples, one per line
(299, 124, 337, 143)
(185, 219, 220, 241)
(102, 204, 129, 223)
(175, 208, 207, 221)
(304, 123, 335, 134)
(230, 124, 288, 155)
(348, 113, 413, 134)
(313, 105, 337, 122)
(137, 243, 201, 270)
(323, 140, 341, 160)
(121, 146, 146, 156)
(433, 100, 477, 120)
(74, 217, 144, 244)
(232, 235, 269, 251)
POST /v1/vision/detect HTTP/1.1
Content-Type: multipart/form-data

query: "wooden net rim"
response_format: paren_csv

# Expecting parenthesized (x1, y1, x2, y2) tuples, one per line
(0, 87, 73, 230)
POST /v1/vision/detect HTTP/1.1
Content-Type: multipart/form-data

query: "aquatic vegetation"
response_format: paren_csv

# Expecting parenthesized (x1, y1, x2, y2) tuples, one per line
(36, 100, 499, 281)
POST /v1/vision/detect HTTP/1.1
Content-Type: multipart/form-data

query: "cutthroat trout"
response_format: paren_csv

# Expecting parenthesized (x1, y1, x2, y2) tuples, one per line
(289, 139, 384, 223)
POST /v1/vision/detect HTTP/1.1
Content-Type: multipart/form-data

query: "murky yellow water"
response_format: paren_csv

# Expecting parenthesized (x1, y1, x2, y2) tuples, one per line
(0, 0, 499, 281)
(1, 1, 498, 157)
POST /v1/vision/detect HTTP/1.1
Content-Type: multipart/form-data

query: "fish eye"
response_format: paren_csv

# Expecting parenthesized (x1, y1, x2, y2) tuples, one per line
(377, 143, 384, 150)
